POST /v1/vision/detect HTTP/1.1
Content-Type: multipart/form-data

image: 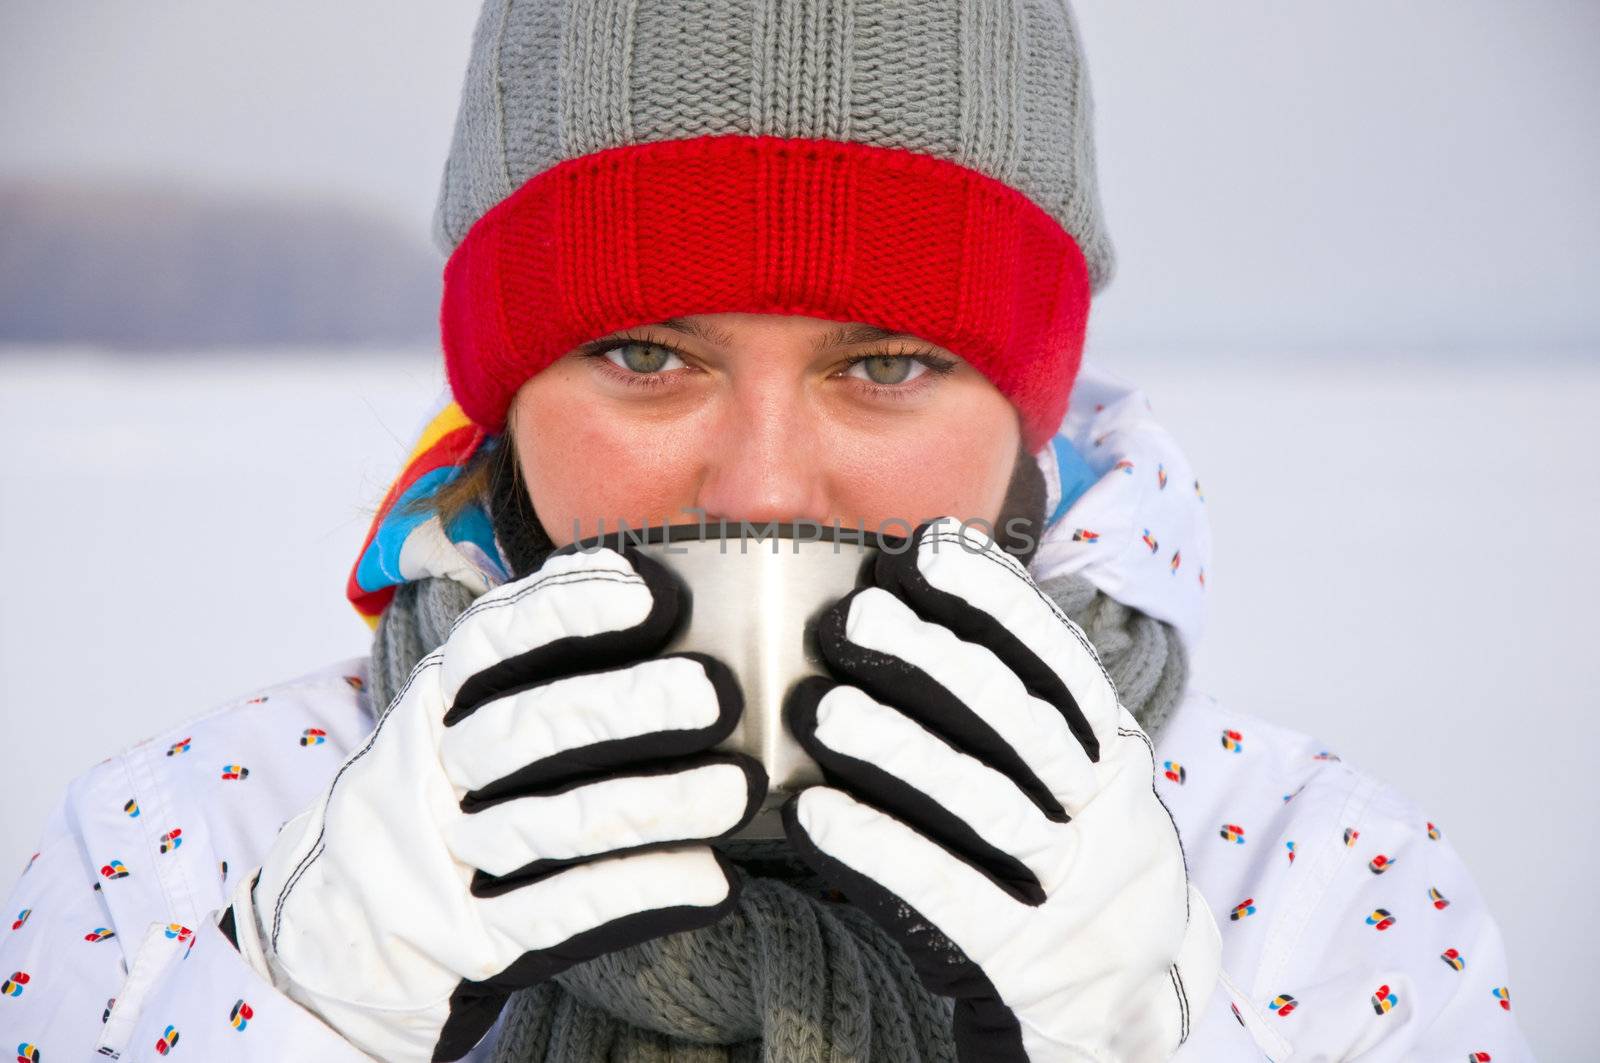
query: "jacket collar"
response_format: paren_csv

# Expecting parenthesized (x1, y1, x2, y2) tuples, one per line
(1032, 361, 1211, 655)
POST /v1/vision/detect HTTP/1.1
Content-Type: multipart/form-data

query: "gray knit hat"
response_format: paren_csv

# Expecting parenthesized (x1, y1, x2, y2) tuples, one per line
(433, 0, 1116, 452)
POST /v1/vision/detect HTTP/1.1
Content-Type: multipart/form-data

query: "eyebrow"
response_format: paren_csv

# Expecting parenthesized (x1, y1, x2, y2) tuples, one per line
(655, 318, 737, 346)
(655, 317, 910, 352)
(809, 322, 909, 352)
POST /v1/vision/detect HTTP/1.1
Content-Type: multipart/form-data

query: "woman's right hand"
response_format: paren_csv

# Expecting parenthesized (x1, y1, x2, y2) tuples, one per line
(234, 545, 764, 1062)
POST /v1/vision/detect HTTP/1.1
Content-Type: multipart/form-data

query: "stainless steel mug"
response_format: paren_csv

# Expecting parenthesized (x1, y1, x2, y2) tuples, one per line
(572, 522, 902, 838)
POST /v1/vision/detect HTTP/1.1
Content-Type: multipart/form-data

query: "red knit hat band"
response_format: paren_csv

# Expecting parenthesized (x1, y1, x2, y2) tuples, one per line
(440, 134, 1092, 453)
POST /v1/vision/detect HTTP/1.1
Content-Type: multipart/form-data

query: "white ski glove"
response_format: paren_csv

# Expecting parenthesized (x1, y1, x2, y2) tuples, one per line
(231, 544, 765, 1062)
(782, 517, 1220, 1063)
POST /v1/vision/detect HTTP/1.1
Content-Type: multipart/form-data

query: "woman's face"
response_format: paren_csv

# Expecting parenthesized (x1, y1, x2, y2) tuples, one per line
(510, 312, 1022, 545)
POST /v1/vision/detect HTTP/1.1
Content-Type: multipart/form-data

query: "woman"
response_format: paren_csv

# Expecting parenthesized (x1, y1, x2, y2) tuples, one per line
(0, 1, 1529, 1060)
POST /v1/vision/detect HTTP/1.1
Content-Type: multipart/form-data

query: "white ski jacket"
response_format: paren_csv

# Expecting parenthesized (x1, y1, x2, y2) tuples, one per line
(0, 365, 1532, 1061)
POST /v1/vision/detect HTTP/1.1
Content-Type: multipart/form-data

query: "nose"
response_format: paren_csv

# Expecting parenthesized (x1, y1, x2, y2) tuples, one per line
(693, 395, 829, 527)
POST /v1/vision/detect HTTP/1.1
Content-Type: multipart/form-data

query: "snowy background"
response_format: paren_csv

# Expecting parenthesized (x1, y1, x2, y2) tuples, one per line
(3, 1, 1597, 1058)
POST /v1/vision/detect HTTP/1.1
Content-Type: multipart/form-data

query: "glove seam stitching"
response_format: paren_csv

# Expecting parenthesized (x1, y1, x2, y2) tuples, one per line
(269, 653, 443, 950)
(922, 528, 1121, 705)
(450, 566, 643, 631)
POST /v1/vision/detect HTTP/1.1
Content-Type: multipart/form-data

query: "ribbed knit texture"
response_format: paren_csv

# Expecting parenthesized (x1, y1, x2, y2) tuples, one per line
(490, 876, 960, 1063)
(434, 0, 1114, 290)
(440, 135, 1091, 451)
(368, 577, 479, 719)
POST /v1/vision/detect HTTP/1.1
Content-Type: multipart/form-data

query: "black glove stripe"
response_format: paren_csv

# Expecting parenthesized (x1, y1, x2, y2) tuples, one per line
(816, 590, 1068, 822)
(466, 751, 768, 897)
(786, 677, 1046, 906)
(780, 796, 1030, 1063)
(457, 652, 744, 807)
(446, 547, 684, 726)
(434, 849, 745, 1061)
(874, 524, 1102, 763)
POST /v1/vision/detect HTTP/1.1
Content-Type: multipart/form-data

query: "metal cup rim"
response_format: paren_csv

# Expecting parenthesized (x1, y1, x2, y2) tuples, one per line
(562, 520, 908, 555)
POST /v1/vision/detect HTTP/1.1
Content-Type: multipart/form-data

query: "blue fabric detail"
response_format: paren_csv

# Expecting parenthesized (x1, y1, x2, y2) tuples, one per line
(444, 500, 505, 581)
(356, 468, 457, 592)
(1047, 435, 1098, 527)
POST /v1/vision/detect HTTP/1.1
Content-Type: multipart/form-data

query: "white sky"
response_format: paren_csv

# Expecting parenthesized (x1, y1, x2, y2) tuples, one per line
(3, 1, 1597, 354)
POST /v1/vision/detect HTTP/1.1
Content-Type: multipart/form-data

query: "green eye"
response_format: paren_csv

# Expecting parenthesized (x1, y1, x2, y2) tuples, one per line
(851, 355, 926, 386)
(606, 343, 682, 374)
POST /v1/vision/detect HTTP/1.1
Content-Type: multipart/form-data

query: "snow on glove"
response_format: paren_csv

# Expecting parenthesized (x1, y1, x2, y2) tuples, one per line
(782, 517, 1220, 1063)
(240, 544, 766, 1062)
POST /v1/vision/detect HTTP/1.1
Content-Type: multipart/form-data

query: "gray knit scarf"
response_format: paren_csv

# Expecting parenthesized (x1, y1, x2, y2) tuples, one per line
(370, 570, 1188, 1063)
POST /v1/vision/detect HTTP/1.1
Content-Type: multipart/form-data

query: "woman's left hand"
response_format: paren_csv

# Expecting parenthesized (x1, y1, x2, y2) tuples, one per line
(783, 516, 1220, 1062)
